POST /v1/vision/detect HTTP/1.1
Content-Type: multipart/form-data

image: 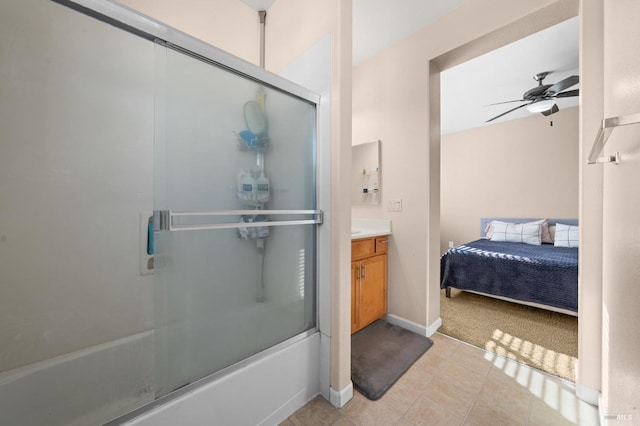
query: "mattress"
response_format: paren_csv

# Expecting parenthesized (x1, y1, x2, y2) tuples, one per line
(440, 239, 578, 312)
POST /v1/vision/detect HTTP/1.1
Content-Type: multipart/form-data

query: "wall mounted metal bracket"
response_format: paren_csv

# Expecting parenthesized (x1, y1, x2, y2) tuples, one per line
(588, 112, 640, 164)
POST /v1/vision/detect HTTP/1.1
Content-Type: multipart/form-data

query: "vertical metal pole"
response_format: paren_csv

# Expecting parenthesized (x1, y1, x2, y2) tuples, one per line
(258, 11, 266, 69)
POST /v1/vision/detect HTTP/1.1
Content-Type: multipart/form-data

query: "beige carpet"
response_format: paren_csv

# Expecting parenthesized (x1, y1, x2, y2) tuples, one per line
(439, 288, 578, 382)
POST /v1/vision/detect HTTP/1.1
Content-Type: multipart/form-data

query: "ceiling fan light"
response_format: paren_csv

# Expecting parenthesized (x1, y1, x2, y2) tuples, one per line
(527, 99, 556, 113)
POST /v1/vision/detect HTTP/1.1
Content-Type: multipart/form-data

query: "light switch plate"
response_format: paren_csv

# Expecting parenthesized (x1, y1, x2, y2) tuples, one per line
(388, 199, 402, 212)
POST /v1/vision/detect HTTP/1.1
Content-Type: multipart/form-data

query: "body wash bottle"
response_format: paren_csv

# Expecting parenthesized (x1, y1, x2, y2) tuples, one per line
(256, 171, 270, 203)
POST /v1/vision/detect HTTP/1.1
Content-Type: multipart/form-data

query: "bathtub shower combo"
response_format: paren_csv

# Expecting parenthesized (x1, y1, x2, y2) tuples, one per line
(0, 1, 326, 425)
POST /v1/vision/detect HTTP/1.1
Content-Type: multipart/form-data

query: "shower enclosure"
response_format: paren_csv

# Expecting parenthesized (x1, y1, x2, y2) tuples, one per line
(0, 1, 325, 425)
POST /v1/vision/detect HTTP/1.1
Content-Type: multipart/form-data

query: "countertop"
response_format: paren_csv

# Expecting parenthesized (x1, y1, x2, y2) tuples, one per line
(351, 218, 391, 240)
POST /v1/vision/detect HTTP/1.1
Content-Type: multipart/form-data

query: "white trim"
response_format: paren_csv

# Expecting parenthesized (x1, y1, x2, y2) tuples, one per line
(385, 314, 442, 337)
(576, 384, 601, 406)
(319, 332, 331, 402)
(425, 317, 443, 336)
(329, 382, 353, 408)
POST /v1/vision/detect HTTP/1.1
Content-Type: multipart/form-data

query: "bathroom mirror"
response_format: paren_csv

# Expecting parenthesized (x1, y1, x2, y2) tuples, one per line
(244, 100, 267, 135)
(352, 140, 380, 205)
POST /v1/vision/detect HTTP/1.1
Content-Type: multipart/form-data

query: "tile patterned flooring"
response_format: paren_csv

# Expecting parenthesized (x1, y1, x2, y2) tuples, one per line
(281, 333, 599, 426)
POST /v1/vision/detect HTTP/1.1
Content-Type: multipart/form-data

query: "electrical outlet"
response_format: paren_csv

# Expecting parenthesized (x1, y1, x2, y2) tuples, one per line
(449, 241, 454, 248)
(388, 199, 402, 212)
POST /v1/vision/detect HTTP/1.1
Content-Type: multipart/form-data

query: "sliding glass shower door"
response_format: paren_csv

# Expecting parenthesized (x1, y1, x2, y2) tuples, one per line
(152, 45, 319, 397)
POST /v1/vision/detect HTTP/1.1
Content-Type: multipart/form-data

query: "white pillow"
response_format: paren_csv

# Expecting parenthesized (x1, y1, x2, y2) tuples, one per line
(485, 219, 551, 243)
(489, 221, 542, 245)
(554, 223, 579, 248)
(485, 220, 508, 239)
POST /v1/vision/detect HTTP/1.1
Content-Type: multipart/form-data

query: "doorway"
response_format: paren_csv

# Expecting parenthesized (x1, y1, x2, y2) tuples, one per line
(428, 8, 584, 385)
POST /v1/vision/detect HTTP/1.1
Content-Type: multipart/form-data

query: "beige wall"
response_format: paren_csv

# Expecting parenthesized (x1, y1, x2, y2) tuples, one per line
(600, 0, 640, 416)
(117, 0, 260, 65)
(441, 107, 579, 252)
(352, 0, 578, 329)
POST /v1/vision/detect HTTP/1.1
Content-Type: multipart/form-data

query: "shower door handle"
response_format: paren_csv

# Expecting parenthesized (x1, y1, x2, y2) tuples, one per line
(154, 209, 323, 232)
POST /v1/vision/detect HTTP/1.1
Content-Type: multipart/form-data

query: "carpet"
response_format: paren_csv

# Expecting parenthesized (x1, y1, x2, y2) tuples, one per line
(439, 288, 578, 381)
(351, 320, 433, 400)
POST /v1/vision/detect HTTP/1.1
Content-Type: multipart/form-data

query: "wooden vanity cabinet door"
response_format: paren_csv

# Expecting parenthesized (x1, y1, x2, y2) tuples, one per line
(357, 254, 387, 330)
(351, 237, 388, 334)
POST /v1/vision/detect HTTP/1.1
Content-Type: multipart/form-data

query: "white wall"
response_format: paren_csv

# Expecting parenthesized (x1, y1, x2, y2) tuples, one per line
(441, 106, 579, 252)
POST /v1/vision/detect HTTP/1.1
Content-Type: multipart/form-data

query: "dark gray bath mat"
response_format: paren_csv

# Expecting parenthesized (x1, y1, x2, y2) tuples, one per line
(351, 319, 433, 401)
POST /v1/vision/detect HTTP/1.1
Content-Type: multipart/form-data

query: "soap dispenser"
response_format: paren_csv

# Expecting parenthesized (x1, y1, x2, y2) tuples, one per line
(237, 169, 255, 202)
(256, 170, 270, 203)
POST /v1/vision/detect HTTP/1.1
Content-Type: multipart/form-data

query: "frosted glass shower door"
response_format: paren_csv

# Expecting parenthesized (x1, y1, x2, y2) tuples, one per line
(153, 46, 319, 397)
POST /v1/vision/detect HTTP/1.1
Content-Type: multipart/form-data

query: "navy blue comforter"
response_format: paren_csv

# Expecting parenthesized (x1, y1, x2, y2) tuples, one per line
(440, 239, 578, 312)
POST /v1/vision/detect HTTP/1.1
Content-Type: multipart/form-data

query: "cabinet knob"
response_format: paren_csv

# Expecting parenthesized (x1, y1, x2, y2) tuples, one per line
(361, 265, 366, 279)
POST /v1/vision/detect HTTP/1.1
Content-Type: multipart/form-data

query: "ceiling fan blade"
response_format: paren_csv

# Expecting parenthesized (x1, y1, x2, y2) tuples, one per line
(485, 99, 526, 106)
(485, 102, 530, 123)
(555, 89, 579, 98)
(544, 75, 579, 96)
(541, 103, 560, 116)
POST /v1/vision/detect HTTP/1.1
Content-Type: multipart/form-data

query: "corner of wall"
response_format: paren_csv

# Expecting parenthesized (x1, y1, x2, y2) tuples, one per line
(329, 382, 353, 408)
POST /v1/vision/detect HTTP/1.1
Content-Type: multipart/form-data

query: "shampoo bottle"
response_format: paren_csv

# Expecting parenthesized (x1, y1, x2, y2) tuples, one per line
(237, 169, 254, 202)
(256, 170, 270, 203)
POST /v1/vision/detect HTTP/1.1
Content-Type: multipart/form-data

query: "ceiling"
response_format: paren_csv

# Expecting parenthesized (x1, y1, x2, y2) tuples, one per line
(351, 0, 468, 65)
(441, 17, 579, 134)
(239, 0, 276, 12)
(239, 0, 468, 66)
(239, 1, 579, 135)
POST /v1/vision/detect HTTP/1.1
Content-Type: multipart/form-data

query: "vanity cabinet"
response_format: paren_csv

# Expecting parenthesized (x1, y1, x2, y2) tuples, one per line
(351, 236, 388, 334)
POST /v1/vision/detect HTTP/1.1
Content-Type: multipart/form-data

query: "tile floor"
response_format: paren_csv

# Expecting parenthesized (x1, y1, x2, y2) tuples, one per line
(281, 333, 599, 426)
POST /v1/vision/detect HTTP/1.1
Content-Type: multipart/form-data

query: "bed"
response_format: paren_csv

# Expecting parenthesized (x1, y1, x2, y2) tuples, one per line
(440, 218, 579, 315)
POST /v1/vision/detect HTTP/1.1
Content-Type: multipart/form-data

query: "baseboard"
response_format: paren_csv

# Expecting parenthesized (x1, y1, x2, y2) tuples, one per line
(576, 383, 600, 406)
(425, 317, 443, 337)
(385, 314, 442, 337)
(329, 382, 353, 408)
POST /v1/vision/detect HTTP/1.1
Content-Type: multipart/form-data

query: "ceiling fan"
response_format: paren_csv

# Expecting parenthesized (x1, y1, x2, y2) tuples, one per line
(486, 71, 579, 123)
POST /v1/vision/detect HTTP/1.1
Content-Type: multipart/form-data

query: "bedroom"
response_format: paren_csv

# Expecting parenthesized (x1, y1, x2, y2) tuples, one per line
(437, 15, 580, 381)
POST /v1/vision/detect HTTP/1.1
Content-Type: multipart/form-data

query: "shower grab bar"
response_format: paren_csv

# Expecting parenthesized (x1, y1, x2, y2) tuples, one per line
(154, 209, 323, 232)
(588, 112, 640, 164)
